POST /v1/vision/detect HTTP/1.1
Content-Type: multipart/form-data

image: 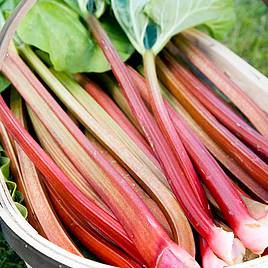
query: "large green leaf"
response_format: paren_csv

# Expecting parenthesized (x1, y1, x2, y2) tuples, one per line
(16, 0, 133, 73)
(112, 0, 234, 55)
(17, 0, 95, 73)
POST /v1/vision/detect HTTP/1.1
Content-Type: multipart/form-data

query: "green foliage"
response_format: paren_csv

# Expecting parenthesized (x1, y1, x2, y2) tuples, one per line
(0, 145, 27, 268)
(17, 0, 134, 73)
(112, 0, 234, 55)
(0, 231, 26, 268)
(0, 75, 10, 93)
(223, 0, 268, 76)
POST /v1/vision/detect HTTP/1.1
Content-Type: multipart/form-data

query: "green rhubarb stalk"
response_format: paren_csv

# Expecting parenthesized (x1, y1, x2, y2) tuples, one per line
(85, 131, 173, 237)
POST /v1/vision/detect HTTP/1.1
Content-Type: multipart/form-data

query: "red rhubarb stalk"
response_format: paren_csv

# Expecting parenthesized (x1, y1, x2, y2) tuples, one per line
(159, 53, 268, 192)
(1, 51, 198, 267)
(165, 44, 268, 161)
(30, 106, 173, 238)
(18, 45, 193, 250)
(130, 67, 268, 258)
(156, 56, 268, 253)
(173, 36, 268, 139)
(200, 238, 227, 268)
(0, 93, 143, 263)
(7, 89, 83, 254)
(160, 86, 268, 202)
(76, 75, 154, 161)
(86, 14, 242, 264)
(49, 187, 141, 268)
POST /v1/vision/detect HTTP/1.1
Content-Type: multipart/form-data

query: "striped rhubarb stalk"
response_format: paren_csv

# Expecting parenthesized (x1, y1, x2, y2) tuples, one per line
(156, 56, 268, 254)
(160, 52, 268, 193)
(173, 36, 268, 139)
(85, 14, 244, 265)
(17, 44, 194, 250)
(165, 43, 268, 161)
(0, 50, 198, 267)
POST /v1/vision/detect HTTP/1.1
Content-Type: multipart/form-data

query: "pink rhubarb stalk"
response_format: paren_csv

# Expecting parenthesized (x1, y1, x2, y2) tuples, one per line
(76, 74, 155, 162)
(1, 50, 198, 267)
(156, 56, 268, 254)
(173, 36, 268, 139)
(200, 238, 228, 268)
(165, 44, 268, 161)
(18, 45, 192, 250)
(0, 93, 142, 263)
(86, 14, 242, 264)
(160, 52, 268, 192)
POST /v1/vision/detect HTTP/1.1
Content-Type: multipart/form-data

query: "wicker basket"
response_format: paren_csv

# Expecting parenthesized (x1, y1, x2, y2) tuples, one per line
(0, 1, 268, 267)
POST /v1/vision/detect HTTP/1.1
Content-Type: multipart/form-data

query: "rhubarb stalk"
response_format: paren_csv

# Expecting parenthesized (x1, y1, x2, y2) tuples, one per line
(85, 14, 242, 264)
(173, 36, 268, 139)
(165, 43, 268, 161)
(0, 93, 141, 263)
(49, 186, 141, 268)
(17, 44, 194, 251)
(159, 53, 268, 192)
(1, 50, 198, 267)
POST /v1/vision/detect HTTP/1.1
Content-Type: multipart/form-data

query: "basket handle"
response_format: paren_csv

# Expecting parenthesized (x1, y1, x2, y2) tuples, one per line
(0, 0, 36, 70)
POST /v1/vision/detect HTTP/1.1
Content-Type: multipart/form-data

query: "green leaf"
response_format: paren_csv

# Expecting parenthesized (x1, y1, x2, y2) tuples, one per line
(0, 74, 10, 93)
(17, 0, 95, 73)
(198, 5, 235, 40)
(145, 0, 234, 54)
(0, 0, 20, 19)
(111, 0, 149, 54)
(112, 0, 234, 55)
(17, 0, 133, 73)
(15, 202, 28, 218)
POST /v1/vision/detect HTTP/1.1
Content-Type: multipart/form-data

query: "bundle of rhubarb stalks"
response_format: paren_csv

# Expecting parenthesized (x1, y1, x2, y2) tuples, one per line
(0, 0, 268, 267)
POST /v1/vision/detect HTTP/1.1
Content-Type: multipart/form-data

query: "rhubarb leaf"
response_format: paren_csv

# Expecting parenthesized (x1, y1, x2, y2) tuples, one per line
(63, 0, 106, 17)
(15, 0, 133, 73)
(111, 0, 234, 55)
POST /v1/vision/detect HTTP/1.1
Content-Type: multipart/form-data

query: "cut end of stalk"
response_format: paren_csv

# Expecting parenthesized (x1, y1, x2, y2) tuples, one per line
(202, 247, 228, 268)
(155, 244, 200, 268)
(242, 196, 268, 224)
(236, 219, 268, 254)
(208, 227, 245, 265)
